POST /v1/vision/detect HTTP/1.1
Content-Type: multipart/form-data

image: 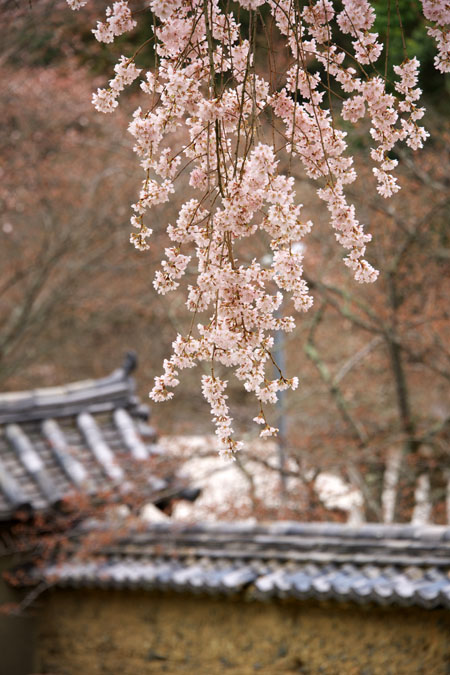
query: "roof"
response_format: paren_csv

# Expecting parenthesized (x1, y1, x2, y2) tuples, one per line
(0, 354, 169, 521)
(45, 521, 450, 610)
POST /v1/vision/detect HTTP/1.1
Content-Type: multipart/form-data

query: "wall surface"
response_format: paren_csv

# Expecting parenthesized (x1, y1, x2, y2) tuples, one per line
(37, 590, 450, 675)
(36, 589, 450, 675)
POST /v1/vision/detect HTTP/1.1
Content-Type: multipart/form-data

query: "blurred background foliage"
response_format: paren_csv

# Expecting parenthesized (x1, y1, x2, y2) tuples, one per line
(0, 0, 448, 521)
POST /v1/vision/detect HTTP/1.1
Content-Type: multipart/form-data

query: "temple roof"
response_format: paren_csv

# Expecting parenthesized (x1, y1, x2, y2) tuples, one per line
(0, 354, 170, 520)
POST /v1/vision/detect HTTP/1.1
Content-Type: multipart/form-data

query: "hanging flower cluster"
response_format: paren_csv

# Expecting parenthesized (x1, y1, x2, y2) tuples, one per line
(67, 0, 448, 458)
(421, 0, 450, 72)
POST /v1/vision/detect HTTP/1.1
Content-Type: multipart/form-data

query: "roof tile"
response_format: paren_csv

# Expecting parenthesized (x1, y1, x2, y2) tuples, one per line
(43, 522, 450, 609)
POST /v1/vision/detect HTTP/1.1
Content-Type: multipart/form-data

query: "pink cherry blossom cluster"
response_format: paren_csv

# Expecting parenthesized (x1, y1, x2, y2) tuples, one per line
(93, 1, 136, 43)
(66, 0, 88, 9)
(93, 55, 142, 113)
(67, 0, 448, 457)
(421, 0, 450, 72)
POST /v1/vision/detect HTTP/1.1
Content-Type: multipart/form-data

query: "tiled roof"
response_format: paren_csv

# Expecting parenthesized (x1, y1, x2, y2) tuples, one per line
(0, 354, 174, 520)
(45, 522, 450, 609)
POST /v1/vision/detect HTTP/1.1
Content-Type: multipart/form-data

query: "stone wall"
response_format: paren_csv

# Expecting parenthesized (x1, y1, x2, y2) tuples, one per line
(35, 589, 450, 674)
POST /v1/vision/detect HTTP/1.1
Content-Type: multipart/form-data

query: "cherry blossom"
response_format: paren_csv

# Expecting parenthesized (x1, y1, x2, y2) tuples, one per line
(66, 0, 449, 457)
(421, 0, 450, 72)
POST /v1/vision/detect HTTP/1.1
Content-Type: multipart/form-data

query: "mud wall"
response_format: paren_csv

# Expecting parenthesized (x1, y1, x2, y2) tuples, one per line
(36, 589, 450, 674)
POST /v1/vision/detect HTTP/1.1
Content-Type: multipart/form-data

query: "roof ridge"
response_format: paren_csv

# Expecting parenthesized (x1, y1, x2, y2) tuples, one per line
(113, 520, 450, 541)
(0, 353, 139, 424)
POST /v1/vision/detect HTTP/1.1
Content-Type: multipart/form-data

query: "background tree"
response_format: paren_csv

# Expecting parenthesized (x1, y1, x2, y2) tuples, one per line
(259, 121, 450, 523)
